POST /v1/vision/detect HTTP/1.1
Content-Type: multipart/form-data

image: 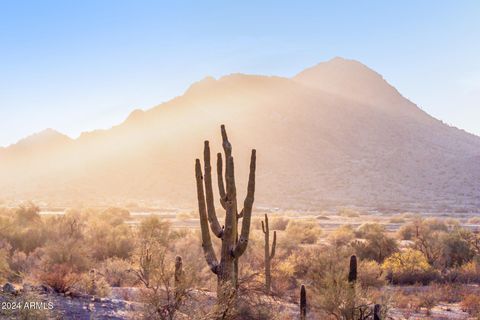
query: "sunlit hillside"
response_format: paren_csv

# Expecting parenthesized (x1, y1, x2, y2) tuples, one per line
(0, 57, 479, 211)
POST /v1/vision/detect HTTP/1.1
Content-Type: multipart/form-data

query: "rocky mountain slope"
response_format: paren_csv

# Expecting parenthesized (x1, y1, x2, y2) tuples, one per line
(0, 57, 479, 212)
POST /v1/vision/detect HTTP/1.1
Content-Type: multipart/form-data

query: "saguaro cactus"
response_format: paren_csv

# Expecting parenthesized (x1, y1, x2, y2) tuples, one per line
(300, 284, 307, 320)
(262, 214, 276, 293)
(195, 125, 256, 315)
(348, 255, 357, 283)
(174, 256, 185, 303)
(373, 304, 381, 320)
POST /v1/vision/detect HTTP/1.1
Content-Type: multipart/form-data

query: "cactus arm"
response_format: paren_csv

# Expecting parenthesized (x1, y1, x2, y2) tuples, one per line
(203, 141, 224, 238)
(261, 220, 266, 234)
(217, 153, 227, 209)
(270, 230, 277, 259)
(232, 149, 256, 258)
(195, 159, 219, 274)
(221, 124, 232, 157)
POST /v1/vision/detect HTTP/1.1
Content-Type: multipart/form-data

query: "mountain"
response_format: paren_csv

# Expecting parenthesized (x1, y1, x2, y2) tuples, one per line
(1, 57, 479, 212)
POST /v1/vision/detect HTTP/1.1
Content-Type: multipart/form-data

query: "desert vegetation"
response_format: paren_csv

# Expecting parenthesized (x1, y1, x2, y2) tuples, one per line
(2, 126, 480, 319)
(2, 205, 480, 319)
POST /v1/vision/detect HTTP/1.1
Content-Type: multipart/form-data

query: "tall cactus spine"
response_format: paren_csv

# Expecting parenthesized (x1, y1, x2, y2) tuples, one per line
(262, 213, 276, 293)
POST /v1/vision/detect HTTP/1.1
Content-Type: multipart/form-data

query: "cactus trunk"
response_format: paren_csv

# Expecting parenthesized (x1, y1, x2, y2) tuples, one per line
(373, 304, 381, 320)
(348, 255, 357, 284)
(300, 284, 307, 320)
(174, 256, 184, 304)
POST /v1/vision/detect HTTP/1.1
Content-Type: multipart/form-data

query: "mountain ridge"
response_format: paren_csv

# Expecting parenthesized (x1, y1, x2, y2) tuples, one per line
(1, 57, 479, 212)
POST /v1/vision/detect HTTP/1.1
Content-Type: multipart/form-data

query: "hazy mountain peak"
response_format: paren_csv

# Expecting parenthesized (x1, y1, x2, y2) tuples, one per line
(294, 57, 403, 107)
(14, 129, 71, 147)
(1, 128, 73, 158)
(125, 109, 146, 122)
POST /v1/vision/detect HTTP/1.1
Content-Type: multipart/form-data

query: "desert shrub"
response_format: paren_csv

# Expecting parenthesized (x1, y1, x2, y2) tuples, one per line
(8, 250, 28, 281)
(2, 206, 48, 253)
(14, 203, 41, 225)
(382, 249, 437, 285)
(394, 288, 440, 315)
(39, 212, 91, 274)
(328, 225, 355, 248)
(100, 207, 131, 226)
(401, 219, 448, 266)
(308, 247, 383, 320)
(285, 220, 321, 244)
(134, 217, 193, 319)
(338, 207, 360, 218)
(41, 238, 91, 272)
(0, 247, 11, 282)
(429, 283, 464, 303)
(138, 216, 174, 246)
(389, 216, 405, 223)
(172, 231, 215, 290)
(176, 212, 192, 220)
(38, 263, 81, 293)
(353, 223, 398, 262)
(440, 228, 475, 268)
(398, 224, 416, 240)
(99, 257, 137, 287)
(457, 260, 480, 283)
(382, 249, 430, 274)
(278, 246, 319, 280)
(13, 226, 48, 254)
(86, 220, 135, 261)
(460, 294, 480, 315)
(417, 290, 438, 315)
(269, 216, 289, 231)
(468, 217, 480, 224)
(75, 271, 111, 297)
(423, 218, 449, 232)
(393, 291, 422, 311)
(358, 260, 384, 288)
(234, 283, 276, 320)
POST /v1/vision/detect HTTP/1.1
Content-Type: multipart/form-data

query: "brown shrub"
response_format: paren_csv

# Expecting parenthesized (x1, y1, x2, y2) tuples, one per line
(269, 216, 290, 231)
(75, 272, 111, 297)
(393, 292, 421, 310)
(358, 260, 384, 288)
(38, 263, 81, 293)
(460, 294, 480, 315)
(457, 260, 480, 283)
(99, 258, 138, 287)
(417, 290, 438, 315)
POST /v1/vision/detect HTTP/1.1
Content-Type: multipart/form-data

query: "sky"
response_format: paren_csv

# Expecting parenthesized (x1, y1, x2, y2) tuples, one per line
(0, 1, 479, 147)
